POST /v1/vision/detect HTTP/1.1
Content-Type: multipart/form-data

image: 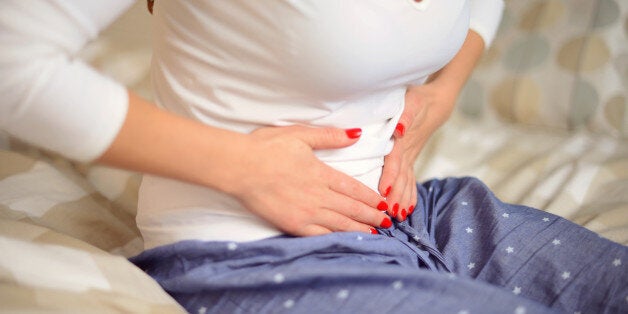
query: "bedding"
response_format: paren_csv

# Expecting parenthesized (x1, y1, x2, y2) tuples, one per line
(0, 219, 184, 313)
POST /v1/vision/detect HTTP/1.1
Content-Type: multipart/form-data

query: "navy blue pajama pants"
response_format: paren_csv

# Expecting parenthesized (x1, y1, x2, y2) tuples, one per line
(131, 177, 627, 314)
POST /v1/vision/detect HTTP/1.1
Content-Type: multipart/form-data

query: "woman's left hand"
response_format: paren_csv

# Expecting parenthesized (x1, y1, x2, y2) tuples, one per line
(378, 82, 457, 221)
(378, 30, 485, 221)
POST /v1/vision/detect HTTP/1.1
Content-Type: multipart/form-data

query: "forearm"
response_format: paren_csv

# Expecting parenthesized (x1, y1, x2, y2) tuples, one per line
(427, 30, 486, 101)
(96, 92, 249, 193)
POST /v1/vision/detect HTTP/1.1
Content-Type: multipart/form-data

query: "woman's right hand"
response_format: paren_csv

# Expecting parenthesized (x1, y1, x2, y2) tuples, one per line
(222, 125, 392, 236)
(98, 93, 390, 236)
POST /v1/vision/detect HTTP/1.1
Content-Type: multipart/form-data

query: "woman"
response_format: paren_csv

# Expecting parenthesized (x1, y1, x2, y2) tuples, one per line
(1, 1, 626, 313)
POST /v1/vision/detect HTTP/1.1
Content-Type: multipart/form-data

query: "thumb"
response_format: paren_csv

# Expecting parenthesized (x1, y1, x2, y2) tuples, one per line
(394, 106, 418, 139)
(295, 127, 362, 150)
(395, 90, 425, 138)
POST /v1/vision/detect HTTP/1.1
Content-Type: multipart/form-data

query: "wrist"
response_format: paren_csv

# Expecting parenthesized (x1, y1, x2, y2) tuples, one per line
(191, 129, 253, 195)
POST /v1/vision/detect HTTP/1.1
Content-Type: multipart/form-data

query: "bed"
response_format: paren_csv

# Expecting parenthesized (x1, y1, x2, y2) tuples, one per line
(1, 0, 626, 312)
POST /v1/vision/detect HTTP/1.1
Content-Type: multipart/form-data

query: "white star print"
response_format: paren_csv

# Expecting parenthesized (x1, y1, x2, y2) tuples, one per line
(612, 258, 621, 266)
(552, 239, 561, 246)
(227, 242, 238, 251)
(502, 213, 510, 218)
(561, 271, 571, 280)
(461, 201, 468, 206)
(413, 235, 421, 242)
(465, 227, 473, 234)
(283, 299, 295, 308)
(506, 246, 514, 254)
(356, 235, 363, 241)
(274, 273, 285, 283)
(513, 286, 522, 295)
(542, 217, 550, 222)
(467, 262, 476, 270)
(198, 306, 207, 314)
(514, 306, 526, 314)
(337, 289, 349, 299)
(392, 280, 403, 290)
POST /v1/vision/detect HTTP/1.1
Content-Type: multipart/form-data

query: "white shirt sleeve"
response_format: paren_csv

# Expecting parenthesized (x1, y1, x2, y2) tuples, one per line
(0, 0, 134, 162)
(468, 0, 504, 48)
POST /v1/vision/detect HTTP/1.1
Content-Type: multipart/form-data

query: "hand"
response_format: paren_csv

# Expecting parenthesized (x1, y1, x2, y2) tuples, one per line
(378, 83, 456, 221)
(225, 125, 392, 236)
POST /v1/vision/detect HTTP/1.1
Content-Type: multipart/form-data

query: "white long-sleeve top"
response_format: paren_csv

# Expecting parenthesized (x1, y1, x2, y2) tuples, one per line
(0, 0, 504, 249)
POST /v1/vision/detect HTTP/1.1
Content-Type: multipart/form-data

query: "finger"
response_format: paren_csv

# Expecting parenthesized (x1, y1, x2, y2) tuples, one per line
(378, 143, 402, 197)
(327, 166, 386, 210)
(293, 126, 362, 150)
(385, 159, 412, 221)
(300, 224, 333, 237)
(390, 171, 408, 221)
(398, 171, 413, 221)
(394, 105, 418, 139)
(325, 191, 393, 230)
(313, 207, 386, 234)
(408, 179, 418, 216)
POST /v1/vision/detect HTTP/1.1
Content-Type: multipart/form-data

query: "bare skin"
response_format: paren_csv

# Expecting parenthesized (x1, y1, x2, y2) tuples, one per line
(378, 30, 487, 221)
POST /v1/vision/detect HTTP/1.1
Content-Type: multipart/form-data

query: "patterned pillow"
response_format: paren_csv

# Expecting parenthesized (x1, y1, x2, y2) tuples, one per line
(458, 0, 628, 138)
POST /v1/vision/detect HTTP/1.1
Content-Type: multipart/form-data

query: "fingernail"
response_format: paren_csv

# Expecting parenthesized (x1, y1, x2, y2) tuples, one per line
(380, 217, 392, 228)
(369, 227, 378, 235)
(395, 123, 405, 137)
(392, 203, 399, 217)
(377, 201, 388, 211)
(345, 128, 362, 139)
(401, 209, 407, 221)
(408, 205, 415, 214)
(384, 186, 392, 197)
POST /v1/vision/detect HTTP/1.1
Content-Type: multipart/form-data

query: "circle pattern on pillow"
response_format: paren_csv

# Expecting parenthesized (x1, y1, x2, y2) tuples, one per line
(468, 0, 626, 137)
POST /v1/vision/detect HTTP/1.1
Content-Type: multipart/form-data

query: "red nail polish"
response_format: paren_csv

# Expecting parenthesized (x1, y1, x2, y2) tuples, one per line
(408, 205, 415, 214)
(345, 128, 362, 139)
(377, 201, 388, 211)
(380, 217, 392, 228)
(384, 186, 392, 198)
(370, 227, 378, 234)
(392, 203, 399, 216)
(401, 209, 407, 220)
(395, 123, 405, 137)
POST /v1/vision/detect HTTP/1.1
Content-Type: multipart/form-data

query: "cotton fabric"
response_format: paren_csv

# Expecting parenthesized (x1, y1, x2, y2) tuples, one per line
(132, 177, 628, 313)
(137, 0, 504, 248)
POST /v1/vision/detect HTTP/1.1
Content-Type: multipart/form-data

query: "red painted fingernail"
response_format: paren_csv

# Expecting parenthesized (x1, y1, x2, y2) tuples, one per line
(380, 217, 392, 228)
(345, 128, 362, 139)
(408, 205, 415, 214)
(377, 201, 388, 211)
(369, 227, 378, 234)
(392, 203, 399, 216)
(395, 123, 405, 137)
(401, 209, 407, 220)
(384, 186, 392, 198)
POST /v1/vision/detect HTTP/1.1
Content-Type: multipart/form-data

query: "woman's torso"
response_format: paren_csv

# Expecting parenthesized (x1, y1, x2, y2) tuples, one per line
(138, 0, 469, 249)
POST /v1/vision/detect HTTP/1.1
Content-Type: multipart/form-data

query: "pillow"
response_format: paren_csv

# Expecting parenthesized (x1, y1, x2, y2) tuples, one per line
(458, 0, 627, 138)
